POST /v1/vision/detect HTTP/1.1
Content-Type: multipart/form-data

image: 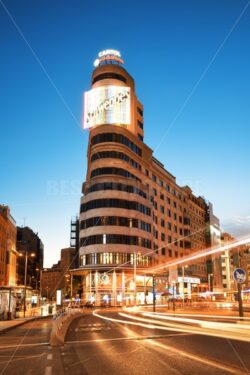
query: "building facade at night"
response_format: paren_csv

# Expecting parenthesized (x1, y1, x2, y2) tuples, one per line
(0, 205, 17, 286)
(42, 247, 77, 300)
(16, 226, 44, 291)
(72, 50, 218, 306)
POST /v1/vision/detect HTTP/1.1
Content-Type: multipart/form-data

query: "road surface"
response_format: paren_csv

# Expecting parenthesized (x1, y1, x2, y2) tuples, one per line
(0, 310, 250, 374)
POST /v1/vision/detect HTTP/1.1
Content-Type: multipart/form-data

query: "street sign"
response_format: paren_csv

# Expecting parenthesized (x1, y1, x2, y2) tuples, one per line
(233, 268, 246, 284)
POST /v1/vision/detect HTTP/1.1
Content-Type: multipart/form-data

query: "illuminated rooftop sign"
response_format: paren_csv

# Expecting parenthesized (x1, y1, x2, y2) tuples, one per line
(94, 49, 124, 67)
(83, 85, 130, 129)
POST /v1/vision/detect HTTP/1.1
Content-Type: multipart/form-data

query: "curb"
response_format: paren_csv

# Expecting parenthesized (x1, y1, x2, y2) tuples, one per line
(50, 312, 83, 347)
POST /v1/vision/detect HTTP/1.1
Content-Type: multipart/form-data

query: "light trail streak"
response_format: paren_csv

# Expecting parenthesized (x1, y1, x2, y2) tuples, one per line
(93, 310, 248, 374)
(141, 312, 250, 331)
(93, 310, 250, 342)
(118, 312, 250, 342)
(150, 235, 250, 273)
(137, 310, 250, 321)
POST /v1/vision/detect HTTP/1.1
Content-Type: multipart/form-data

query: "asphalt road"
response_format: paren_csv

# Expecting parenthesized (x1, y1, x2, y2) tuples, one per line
(0, 311, 250, 375)
(63, 310, 250, 375)
(0, 317, 60, 375)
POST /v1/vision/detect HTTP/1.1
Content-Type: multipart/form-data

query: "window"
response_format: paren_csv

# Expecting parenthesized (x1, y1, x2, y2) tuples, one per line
(153, 229, 158, 239)
(167, 197, 171, 204)
(80, 216, 151, 233)
(160, 193, 164, 200)
(174, 225, 177, 233)
(184, 241, 191, 249)
(161, 233, 165, 241)
(162, 248, 166, 256)
(169, 249, 172, 257)
(80, 235, 151, 248)
(152, 175, 156, 182)
(138, 120, 143, 129)
(153, 188, 157, 196)
(174, 213, 177, 220)
(138, 133, 143, 142)
(91, 167, 141, 181)
(173, 201, 177, 208)
(145, 169, 149, 176)
(160, 205, 164, 214)
(166, 185, 170, 192)
(179, 216, 183, 223)
(91, 133, 142, 156)
(86, 182, 147, 199)
(160, 219, 165, 227)
(91, 151, 141, 171)
(137, 107, 143, 116)
(159, 179, 163, 187)
(168, 222, 171, 230)
(167, 209, 171, 217)
(81, 252, 151, 266)
(168, 235, 172, 244)
(81, 199, 151, 216)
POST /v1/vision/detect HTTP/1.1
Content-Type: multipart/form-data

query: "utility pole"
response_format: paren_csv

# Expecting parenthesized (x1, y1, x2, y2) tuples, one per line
(153, 275, 156, 312)
(24, 248, 28, 318)
(237, 283, 244, 318)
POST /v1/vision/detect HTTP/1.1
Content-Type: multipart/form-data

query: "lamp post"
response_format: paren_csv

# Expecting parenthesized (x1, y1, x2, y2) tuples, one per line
(18, 248, 35, 318)
(208, 273, 213, 293)
(152, 274, 156, 312)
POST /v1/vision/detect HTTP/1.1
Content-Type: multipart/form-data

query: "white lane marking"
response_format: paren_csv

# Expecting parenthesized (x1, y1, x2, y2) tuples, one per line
(47, 354, 52, 360)
(44, 366, 52, 375)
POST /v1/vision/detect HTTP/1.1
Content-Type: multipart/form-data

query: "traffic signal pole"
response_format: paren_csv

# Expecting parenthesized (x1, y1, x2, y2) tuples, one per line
(237, 283, 244, 318)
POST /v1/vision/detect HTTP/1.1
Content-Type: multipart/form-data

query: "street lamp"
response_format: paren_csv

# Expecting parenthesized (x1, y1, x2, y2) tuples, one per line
(18, 250, 35, 318)
(182, 265, 189, 306)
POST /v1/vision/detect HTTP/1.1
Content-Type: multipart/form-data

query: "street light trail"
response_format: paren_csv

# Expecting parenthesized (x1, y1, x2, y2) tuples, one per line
(118, 312, 250, 342)
(137, 310, 250, 321)
(93, 309, 250, 342)
(92, 310, 248, 374)
(141, 312, 250, 331)
(150, 234, 250, 273)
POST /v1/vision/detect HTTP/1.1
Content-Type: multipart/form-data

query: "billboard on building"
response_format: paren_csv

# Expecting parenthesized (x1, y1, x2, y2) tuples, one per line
(83, 85, 130, 129)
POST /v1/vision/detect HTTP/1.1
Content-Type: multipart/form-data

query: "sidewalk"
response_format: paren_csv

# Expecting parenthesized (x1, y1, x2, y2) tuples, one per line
(0, 317, 37, 333)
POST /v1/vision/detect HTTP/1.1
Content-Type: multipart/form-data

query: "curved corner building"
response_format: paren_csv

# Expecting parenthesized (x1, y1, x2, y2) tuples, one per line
(77, 50, 210, 306)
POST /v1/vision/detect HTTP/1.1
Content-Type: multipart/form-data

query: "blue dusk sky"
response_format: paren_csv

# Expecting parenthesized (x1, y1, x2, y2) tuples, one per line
(0, 0, 249, 267)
